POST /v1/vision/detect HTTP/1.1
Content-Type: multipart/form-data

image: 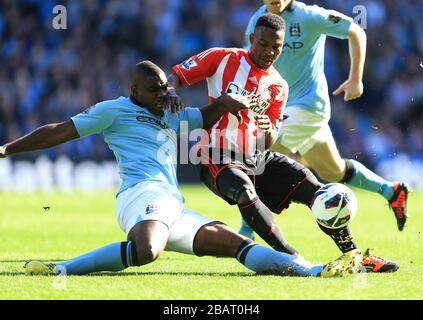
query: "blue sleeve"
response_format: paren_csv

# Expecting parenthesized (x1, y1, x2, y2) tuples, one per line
(71, 101, 118, 137)
(307, 6, 353, 39)
(176, 107, 204, 135)
(244, 15, 257, 50)
(244, 6, 267, 50)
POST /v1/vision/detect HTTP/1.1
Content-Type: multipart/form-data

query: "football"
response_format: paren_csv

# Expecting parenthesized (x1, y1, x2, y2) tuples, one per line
(311, 183, 358, 229)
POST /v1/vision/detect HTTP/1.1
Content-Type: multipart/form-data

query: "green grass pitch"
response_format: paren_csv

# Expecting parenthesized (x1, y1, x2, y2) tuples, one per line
(0, 185, 421, 300)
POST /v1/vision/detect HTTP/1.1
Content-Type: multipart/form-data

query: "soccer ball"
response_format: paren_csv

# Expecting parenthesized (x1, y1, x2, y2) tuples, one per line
(311, 183, 358, 229)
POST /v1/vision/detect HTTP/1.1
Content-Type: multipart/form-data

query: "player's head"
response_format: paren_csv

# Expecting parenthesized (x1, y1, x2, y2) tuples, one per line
(131, 60, 169, 116)
(263, 0, 293, 14)
(249, 13, 285, 70)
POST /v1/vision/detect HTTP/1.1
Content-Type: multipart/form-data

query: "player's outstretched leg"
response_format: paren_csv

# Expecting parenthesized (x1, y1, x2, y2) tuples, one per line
(25, 241, 137, 276)
(194, 222, 362, 277)
(25, 220, 169, 275)
(214, 166, 298, 255)
(340, 160, 410, 231)
(238, 151, 324, 244)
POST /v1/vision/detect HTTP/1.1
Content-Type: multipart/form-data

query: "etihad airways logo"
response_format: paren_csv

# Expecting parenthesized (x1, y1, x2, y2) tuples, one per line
(136, 114, 168, 129)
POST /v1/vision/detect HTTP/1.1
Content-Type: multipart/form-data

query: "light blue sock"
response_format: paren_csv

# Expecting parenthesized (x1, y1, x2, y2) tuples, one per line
(239, 218, 255, 239)
(56, 241, 135, 275)
(236, 243, 323, 277)
(346, 159, 394, 201)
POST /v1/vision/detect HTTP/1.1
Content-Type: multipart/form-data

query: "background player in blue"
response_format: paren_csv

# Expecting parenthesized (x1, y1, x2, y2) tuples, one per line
(239, 0, 409, 240)
(0, 61, 362, 277)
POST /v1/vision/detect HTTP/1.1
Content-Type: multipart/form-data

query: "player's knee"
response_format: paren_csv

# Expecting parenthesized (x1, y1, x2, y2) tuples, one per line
(237, 186, 257, 206)
(193, 222, 244, 257)
(133, 241, 163, 266)
(315, 166, 345, 182)
(219, 180, 257, 205)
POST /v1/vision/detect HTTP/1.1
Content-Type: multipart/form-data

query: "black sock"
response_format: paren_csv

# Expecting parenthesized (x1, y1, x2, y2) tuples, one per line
(239, 197, 298, 255)
(340, 159, 355, 183)
(121, 241, 139, 267)
(317, 223, 358, 253)
(235, 239, 256, 264)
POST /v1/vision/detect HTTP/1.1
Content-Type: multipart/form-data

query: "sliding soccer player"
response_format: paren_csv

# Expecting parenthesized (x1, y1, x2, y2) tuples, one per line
(0, 61, 362, 277)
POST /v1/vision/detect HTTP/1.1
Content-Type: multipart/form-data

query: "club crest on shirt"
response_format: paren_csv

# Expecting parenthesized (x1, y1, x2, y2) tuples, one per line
(145, 204, 158, 215)
(289, 23, 301, 37)
(328, 14, 341, 23)
(181, 58, 198, 71)
(225, 82, 270, 115)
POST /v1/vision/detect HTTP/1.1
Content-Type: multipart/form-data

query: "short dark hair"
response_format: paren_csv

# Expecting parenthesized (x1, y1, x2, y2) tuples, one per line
(132, 60, 163, 86)
(134, 60, 162, 77)
(255, 13, 286, 32)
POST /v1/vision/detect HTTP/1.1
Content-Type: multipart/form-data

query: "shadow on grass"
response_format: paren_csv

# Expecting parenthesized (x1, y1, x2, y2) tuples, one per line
(0, 271, 257, 277)
(0, 259, 258, 278)
(0, 256, 195, 264)
(0, 272, 25, 276)
(0, 259, 65, 263)
(90, 271, 257, 277)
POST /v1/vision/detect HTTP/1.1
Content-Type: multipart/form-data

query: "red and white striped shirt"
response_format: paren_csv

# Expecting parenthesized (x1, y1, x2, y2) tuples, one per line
(173, 47, 288, 157)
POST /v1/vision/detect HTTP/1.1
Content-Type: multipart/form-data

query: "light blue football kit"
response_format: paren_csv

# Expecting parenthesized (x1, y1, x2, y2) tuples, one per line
(71, 96, 203, 195)
(239, 1, 396, 238)
(245, 2, 352, 118)
(47, 96, 325, 276)
(243, 1, 394, 199)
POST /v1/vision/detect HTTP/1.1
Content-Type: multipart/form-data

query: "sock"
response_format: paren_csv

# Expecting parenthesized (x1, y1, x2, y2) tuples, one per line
(239, 218, 255, 238)
(343, 159, 394, 201)
(55, 241, 137, 275)
(238, 197, 298, 255)
(317, 223, 358, 253)
(236, 240, 323, 277)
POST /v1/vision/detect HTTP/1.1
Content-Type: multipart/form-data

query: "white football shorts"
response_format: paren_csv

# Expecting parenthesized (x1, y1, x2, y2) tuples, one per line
(116, 181, 214, 255)
(276, 107, 334, 155)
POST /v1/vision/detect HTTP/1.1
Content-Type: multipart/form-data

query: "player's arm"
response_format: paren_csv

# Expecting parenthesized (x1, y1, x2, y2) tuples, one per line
(167, 49, 227, 111)
(310, 6, 366, 101)
(167, 72, 182, 92)
(0, 121, 79, 158)
(333, 22, 366, 101)
(200, 93, 255, 129)
(0, 101, 117, 159)
(164, 74, 184, 113)
(170, 48, 229, 90)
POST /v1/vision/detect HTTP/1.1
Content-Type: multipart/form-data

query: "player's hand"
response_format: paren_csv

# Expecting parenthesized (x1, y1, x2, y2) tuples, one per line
(255, 115, 273, 133)
(0, 145, 8, 158)
(163, 87, 184, 113)
(333, 78, 363, 101)
(218, 93, 258, 115)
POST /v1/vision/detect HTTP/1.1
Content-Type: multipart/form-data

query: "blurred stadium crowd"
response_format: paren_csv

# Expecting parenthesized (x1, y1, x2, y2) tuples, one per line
(0, 0, 422, 184)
